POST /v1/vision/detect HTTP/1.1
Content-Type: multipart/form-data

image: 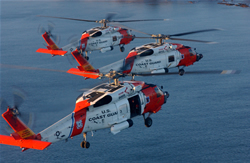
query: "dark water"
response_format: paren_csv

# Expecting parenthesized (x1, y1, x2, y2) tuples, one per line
(1, 1, 250, 163)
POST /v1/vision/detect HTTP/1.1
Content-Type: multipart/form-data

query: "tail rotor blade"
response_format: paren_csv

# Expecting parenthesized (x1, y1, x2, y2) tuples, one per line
(51, 34, 61, 44)
(38, 25, 46, 34)
(65, 53, 75, 65)
(48, 22, 55, 33)
(13, 86, 27, 108)
(0, 98, 9, 114)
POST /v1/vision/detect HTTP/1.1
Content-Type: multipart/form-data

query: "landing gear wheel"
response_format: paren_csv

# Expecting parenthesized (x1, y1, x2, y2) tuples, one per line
(145, 117, 153, 128)
(80, 141, 90, 149)
(85, 56, 89, 60)
(179, 69, 185, 76)
(120, 46, 125, 52)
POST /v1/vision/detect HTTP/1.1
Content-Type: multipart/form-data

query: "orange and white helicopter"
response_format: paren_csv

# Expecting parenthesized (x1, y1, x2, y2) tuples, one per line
(61, 28, 239, 79)
(0, 73, 169, 151)
(36, 15, 167, 60)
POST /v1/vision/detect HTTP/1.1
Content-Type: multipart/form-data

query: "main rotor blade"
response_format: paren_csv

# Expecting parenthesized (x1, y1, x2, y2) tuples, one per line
(130, 36, 217, 44)
(134, 70, 241, 76)
(169, 29, 221, 37)
(109, 22, 152, 36)
(37, 15, 97, 23)
(112, 18, 169, 23)
(167, 38, 217, 44)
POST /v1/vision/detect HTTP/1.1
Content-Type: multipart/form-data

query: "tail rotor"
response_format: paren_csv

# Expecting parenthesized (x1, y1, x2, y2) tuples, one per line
(38, 22, 60, 45)
(0, 86, 34, 134)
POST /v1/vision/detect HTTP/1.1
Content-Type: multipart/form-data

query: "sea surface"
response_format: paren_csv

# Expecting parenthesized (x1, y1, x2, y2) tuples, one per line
(0, 1, 250, 163)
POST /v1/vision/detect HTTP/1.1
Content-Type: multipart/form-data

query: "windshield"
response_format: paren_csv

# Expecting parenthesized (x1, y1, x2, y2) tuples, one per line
(155, 87, 163, 97)
(189, 48, 196, 56)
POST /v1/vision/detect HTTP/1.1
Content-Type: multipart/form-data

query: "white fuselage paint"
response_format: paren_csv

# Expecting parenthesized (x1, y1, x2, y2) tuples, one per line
(39, 82, 146, 143)
(98, 43, 182, 75)
(61, 26, 124, 54)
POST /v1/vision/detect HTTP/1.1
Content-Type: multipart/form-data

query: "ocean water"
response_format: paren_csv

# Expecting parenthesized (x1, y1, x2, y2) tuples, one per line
(0, 1, 250, 162)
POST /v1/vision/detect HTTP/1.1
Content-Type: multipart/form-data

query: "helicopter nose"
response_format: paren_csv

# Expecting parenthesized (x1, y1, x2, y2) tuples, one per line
(196, 54, 203, 61)
(164, 91, 169, 104)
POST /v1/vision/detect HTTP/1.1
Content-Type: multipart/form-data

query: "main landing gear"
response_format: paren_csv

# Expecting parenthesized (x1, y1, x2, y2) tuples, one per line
(80, 132, 90, 149)
(78, 49, 89, 61)
(85, 51, 89, 61)
(131, 74, 135, 81)
(178, 67, 185, 76)
(143, 113, 153, 128)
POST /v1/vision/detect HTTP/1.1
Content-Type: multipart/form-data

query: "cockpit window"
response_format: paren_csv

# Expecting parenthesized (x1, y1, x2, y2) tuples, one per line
(155, 87, 163, 97)
(86, 92, 105, 102)
(189, 48, 196, 56)
(137, 47, 149, 53)
(88, 29, 98, 35)
(90, 31, 102, 37)
(138, 49, 154, 56)
(93, 95, 112, 107)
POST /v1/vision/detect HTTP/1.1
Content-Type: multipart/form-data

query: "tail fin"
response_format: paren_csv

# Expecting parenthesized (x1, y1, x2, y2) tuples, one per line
(0, 108, 51, 151)
(67, 50, 100, 79)
(36, 32, 67, 56)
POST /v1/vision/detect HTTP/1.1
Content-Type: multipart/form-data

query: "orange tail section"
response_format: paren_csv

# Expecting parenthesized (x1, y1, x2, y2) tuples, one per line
(0, 135, 51, 151)
(67, 50, 100, 79)
(36, 32, 67, 56)
(0, 108, 51, 151)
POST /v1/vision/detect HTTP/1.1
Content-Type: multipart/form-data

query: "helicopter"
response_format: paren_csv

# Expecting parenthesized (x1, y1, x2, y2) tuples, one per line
(36, 15, 167, 60)
(63, 28, 239, 79)
(0, 75, 169, 151)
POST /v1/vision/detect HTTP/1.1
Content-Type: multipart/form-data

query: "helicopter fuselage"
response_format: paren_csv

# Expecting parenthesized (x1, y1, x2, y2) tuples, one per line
(97, 42, 203, 76)
(39, 81, 168, 144)
(62, 26, 134, 55)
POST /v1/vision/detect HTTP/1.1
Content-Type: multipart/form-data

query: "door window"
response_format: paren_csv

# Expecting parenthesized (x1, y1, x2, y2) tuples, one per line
(168, 55, 175, 62)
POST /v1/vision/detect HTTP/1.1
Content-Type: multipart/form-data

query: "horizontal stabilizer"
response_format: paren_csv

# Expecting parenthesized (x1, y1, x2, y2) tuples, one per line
(0, 135, 51, 150)
(67, 68, 100, 79)
(36, 48, 68, 56)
